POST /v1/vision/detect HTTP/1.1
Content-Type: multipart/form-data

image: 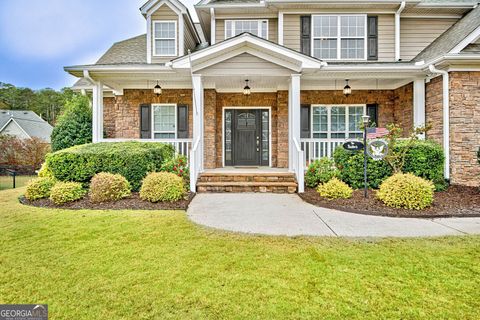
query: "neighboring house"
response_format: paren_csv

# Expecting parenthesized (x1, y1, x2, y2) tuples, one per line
(0, 110, 53, 142)
(65, 0, 480, 192)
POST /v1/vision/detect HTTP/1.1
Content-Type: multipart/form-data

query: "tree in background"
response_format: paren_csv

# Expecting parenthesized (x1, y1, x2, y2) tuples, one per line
(51, 95, 92, 151)
(0, 135, 51, 173)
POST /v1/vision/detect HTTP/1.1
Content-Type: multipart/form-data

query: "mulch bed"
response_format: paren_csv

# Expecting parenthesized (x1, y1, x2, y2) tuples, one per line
(19, 192, 195, 211)
(299, 185, 480, 218)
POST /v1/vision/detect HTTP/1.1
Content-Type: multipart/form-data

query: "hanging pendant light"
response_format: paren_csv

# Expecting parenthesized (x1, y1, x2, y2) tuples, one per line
(343, 79, 352, 97)
(154, 80, 162, 96)
(243, 80, 251, 96)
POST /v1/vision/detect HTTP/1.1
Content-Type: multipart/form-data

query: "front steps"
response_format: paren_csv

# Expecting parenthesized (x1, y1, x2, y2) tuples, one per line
(197, 172, 298, 193)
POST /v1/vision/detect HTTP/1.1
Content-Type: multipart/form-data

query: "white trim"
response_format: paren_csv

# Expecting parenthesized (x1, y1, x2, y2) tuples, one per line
(152, 103, 178, 139)
(311, 14, 368, 61)
(278, 12, 284, 45)
(178, 14, 185, 57)
(222, 106, 272, 168)
(310, 104, 366, 140)
(153, 20, 178, 57)
(142, 0, 184, 16)
(224, 19, 269, 40)
(413, 79, 426, 139)
(147, 15, 152, 63)
(210, 8, 216, 45)
(449, 25, 480, 54)
(395, 1, 406, 61)
(0, 118, 32, 139)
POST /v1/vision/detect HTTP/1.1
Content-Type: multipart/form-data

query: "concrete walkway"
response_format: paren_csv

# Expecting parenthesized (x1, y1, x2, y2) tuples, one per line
(187, 193, 480, 238)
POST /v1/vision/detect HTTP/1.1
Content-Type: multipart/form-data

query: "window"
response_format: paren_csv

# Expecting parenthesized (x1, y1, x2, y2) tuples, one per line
(225, 20, 268, 39)
(312, 105, 365, 139)
(153, 21, 177, 56)
(312, 15, 366, 60)
(153, 104, 176, 139)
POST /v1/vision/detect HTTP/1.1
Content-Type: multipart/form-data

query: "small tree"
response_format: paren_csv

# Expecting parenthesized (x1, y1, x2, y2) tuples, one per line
(383, 123, 430, 173)
(51, 95, 92, 151)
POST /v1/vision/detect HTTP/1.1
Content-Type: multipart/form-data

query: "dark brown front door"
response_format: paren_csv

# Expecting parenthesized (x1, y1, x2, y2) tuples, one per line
(224, 109, 269, 167)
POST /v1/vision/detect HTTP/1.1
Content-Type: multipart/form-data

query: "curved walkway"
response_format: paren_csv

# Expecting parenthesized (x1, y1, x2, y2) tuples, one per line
(187, 193, 480, 237)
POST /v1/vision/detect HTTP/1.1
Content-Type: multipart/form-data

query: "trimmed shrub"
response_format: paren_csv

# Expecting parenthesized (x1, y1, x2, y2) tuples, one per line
(38, 162, 54, 179)
(51, 95, 92, 151)
(334, 140, 445, 190)
(317, 178, 353, 200)
(305, 158, 341, 188)
(140, 172, 186, 203)
(89, 173, 131, 203)
(25, 177, 56, 200)
(46, 142, 175, 191)
(50, 182, 86, 205)
(377, 173, 435, 210)
(161, 156, 189, 184)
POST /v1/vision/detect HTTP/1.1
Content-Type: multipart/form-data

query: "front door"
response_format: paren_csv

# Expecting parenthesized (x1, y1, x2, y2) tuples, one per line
(224, 109, 269, 167)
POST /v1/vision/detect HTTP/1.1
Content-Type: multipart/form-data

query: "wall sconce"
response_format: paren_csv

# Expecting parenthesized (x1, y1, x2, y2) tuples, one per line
(343, 79, 352, 97)
(243, 80, 251, 96)
(154, 80, 162, 96)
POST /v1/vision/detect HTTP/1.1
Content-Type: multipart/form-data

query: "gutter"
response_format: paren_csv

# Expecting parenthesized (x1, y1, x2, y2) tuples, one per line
(395, 1, 406, 61)
(428, 64, 450, 180)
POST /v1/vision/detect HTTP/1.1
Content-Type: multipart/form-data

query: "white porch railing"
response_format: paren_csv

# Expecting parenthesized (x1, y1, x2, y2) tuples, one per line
(189, 138, 202, 193)
(300, 139, 346, 167)
(98, 138, 193, 158)
(292, 138, 305, 193)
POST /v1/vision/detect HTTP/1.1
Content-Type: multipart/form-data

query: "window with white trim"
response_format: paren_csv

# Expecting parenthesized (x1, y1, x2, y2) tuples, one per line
(153, 21, 177, 56)
(153, 104, 176, 139)
(312, 105, 365, 139)
(225, 20, 268, 39)
(312, 15, 366, 60)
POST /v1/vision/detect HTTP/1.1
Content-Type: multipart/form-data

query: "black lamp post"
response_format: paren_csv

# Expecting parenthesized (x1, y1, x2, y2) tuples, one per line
(362, 114, 370, 198)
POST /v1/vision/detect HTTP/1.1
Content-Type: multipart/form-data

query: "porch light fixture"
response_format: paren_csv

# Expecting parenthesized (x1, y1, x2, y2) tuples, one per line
(153, 81, 162, 96)
(243, 80, 251, 96)
(343, 79, 352, 97)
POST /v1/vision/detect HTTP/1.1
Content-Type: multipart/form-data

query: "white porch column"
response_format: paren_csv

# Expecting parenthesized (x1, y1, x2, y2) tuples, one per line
(179, 14, 185, 56)
(278, 12, 284, 45)
(413, 79, 426, 139)
(288, 74, 301, 171)
(210, 8, 216, 45)
(92, 81, 103, 143)
(192, 74, 204, 170)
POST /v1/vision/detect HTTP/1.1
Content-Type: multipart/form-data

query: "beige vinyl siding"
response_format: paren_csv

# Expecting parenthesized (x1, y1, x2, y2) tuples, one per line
(151, 4, 179, 63)
(184, 20, 197, 53)
(378, 15, 395, 61)
(400, 18, 457, 61)
(215, 19, 277, 43)
(283, 14, 301, 52)
(201, 53, 291, 76)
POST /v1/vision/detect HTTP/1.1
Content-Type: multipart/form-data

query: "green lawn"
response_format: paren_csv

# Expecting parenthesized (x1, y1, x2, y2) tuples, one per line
(0, 175, 35, 190)
(0, 188, 479, 319)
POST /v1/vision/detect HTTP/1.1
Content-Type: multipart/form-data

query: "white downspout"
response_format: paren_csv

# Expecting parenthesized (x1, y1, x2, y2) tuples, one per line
(395, 1, 406, 61)
(428, 64, 450, 180)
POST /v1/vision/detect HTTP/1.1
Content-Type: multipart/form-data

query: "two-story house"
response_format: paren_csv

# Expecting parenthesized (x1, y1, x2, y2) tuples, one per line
(65, 0, 480, 193)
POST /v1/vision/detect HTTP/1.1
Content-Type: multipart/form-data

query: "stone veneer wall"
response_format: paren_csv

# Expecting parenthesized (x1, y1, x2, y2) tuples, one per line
(102, 89, 193, 139)
(393, 83, 414, 135)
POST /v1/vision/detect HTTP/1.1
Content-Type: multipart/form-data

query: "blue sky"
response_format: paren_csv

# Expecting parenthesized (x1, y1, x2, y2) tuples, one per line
(0, 0, 198, 90)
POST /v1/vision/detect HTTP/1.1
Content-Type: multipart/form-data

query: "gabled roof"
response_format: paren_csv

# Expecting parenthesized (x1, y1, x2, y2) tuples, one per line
(415, 5, 480, 62)
(97, 35, 147, 65)
(0, 110, 53, 142)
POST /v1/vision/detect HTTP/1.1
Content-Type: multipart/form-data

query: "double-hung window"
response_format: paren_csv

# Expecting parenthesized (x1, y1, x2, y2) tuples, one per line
(153, 104, 176, 139)
(312, 105, 365, 139)
(225, 20, 268, 39)
(312, 15, 366, 60)
(153, 21, 177, 56)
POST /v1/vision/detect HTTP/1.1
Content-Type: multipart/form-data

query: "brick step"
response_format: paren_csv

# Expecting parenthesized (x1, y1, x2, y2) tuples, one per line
(198, 173, 296, 183)
(196, 181, 298, 194)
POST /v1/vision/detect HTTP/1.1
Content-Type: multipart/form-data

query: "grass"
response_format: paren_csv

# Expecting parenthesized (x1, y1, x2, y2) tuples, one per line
(0, 188, 479, 319)
(0, 175, 35, 190)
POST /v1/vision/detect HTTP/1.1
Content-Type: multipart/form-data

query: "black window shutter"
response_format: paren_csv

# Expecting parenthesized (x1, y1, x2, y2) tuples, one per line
(367, 16, 378, 61)
(300, 104, 311, 138)
(300, 16, 311, 56)
(139, 104, 152, 139)
(177, 105, 189, 138)
(366, 104, 379, 127)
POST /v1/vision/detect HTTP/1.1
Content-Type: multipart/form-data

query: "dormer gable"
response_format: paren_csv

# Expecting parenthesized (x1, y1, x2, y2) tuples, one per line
(141, 0, 201, 64)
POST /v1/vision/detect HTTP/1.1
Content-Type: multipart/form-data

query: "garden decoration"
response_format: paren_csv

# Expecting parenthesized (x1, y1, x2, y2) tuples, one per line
(367, 140, 389, 161)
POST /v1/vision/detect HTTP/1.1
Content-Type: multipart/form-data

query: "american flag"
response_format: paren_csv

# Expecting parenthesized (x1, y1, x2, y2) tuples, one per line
(367, 127, 389, 139)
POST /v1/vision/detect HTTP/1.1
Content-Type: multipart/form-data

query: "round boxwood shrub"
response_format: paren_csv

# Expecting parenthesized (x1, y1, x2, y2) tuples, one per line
(317, 177, 353, 200)
(50, 182, 86, 205)
(140, 172, 186, 203)
(89, 173, 131, 203)
(25, 177, 56, 200)
(305, 158, 340, 188)
(377, 173, 435, 210)
(46, 142, 175, 191)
